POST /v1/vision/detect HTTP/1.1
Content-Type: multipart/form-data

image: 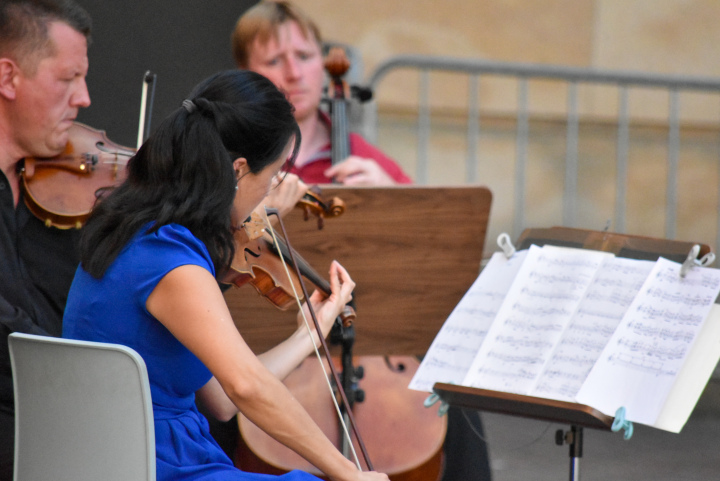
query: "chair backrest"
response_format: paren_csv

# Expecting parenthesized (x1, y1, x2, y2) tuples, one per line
(8, 333, 156, 481)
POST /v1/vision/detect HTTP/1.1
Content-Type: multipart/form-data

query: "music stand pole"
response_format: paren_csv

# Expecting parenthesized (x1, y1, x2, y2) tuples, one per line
(556, 424, 583, 481)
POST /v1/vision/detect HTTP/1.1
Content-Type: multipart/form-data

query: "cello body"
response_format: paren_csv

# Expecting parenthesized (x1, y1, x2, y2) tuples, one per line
(236, 355, 446, 481)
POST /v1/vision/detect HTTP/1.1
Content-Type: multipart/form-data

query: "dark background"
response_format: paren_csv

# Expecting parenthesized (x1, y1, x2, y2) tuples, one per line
(74, 0, 258, 149)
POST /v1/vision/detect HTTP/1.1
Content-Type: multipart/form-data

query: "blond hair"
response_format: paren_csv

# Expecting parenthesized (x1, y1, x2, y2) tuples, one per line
(231, 1, 322, 68)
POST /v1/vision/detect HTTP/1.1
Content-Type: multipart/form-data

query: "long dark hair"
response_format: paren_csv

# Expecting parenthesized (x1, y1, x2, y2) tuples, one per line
(80, 69, 300, 278)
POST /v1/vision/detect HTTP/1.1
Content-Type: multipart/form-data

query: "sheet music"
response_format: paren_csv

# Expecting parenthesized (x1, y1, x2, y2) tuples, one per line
(530, 256, 655, 401)
(576, 257, 720, 426)
(462, 245, 612, 394)
(409, 250, 528, 392)
(655, 303, 720, 433)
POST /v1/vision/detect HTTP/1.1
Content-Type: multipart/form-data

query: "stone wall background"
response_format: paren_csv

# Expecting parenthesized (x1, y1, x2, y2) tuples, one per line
(304, 0, 720, 122)
(301, 0, 720, 250)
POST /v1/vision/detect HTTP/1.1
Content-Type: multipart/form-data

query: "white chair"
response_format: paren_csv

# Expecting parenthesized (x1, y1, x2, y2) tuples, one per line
(8, 333, 155, 481)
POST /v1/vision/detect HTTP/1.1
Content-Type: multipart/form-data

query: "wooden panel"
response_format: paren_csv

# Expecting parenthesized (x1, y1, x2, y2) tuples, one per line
(224, 186, 492, 355)
(516, 226, 711, 263)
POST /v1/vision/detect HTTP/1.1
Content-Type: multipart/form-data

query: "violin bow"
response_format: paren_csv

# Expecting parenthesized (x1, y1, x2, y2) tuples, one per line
(263, 207, 375, 472)
(136, 71, 157, 149)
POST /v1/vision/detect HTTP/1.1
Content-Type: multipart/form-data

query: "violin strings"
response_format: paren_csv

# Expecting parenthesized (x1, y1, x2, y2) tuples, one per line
(261, 207, 362, 471)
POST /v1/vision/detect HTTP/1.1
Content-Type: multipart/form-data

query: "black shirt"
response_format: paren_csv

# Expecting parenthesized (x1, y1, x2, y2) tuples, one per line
(0, 166, 81, 412)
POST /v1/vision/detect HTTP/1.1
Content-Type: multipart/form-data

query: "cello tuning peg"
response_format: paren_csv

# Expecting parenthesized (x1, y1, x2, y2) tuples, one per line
(350, 85, 373, 103)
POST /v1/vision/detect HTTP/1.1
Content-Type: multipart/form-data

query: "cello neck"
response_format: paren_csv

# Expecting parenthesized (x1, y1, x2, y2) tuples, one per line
(324, 47, 352, 168)
(330, 98, 350, 166)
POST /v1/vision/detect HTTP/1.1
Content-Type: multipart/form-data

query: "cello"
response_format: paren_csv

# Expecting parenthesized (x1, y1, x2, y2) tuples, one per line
(235, 47, 447, 481)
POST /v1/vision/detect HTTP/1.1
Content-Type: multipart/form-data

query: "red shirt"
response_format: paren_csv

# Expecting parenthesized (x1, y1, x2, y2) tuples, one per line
(287, 112, 412, 185)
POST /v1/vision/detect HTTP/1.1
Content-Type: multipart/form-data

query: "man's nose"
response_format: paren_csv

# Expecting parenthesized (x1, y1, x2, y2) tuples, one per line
(284, 58, 301, 80)
(72, 78, 91, 108)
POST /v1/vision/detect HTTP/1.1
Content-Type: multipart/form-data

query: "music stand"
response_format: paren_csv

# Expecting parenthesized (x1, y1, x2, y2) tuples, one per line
(432, 226, 712, 481)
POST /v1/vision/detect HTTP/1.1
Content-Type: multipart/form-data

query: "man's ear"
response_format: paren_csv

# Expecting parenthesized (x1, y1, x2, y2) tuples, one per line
(0, 58, 19, 100)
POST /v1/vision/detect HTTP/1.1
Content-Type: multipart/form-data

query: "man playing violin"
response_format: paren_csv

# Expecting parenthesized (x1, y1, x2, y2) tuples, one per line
(0, 3, 310, 479)
(0, 1, 91, 478)
(232, 1, 412, 187)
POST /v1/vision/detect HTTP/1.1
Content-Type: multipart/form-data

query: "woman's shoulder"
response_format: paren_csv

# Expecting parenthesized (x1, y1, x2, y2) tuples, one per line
(148, 223, 200, 244)
(129, 223, 214, 273)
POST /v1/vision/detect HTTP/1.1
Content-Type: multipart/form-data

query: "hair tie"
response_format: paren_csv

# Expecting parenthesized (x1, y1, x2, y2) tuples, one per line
(182, 99, 197, 113)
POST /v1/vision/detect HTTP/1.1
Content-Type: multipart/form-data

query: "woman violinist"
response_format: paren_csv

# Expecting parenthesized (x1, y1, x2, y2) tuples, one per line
(61, 69, 388, 481)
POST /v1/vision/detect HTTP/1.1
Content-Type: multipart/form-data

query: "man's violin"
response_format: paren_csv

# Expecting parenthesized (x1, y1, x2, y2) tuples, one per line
(20, 122, 344, 230)
(20, 122, 133, 229)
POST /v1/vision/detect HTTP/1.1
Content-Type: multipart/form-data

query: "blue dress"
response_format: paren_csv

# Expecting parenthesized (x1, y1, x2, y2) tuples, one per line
(63, 224, 319, 481)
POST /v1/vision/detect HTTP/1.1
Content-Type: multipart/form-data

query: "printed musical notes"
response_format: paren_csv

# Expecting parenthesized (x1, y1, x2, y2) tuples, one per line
(412, 244, 720, 432)
(576, 257, 720, 427)
(531, 256, 655, 401)
(461, 245, 611, 394)
(408, 250, 527, 392)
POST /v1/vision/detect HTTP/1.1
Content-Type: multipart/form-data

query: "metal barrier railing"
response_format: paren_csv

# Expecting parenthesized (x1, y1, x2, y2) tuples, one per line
(361, 55, 720, 253)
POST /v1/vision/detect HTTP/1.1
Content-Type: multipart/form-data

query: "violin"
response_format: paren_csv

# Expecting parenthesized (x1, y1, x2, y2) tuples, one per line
(21, 122, 134, 229)
(221, 211, 355, 325)
(20, 72, 158, 230)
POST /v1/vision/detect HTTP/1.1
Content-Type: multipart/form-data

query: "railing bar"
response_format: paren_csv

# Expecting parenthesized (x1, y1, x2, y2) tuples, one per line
(716, 106, 720, 256)
(467, 74, 480, 183)
(514, 78, 529, 238)
(615, 87, 630, 233)
(666, 89, 680, 240)
(417, 70, 431, 184)
(366, 55, 720, 253)
(368, 55, 720, 92)
(564, 82, 579, 227)
(366, 99, 379, 145)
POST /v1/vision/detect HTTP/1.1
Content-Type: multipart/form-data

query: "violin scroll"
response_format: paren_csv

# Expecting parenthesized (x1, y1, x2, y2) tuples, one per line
(297, 186, 346, 229)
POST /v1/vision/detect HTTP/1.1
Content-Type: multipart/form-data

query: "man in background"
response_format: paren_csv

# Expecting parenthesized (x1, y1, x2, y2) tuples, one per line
(232, 1, 412, 186)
